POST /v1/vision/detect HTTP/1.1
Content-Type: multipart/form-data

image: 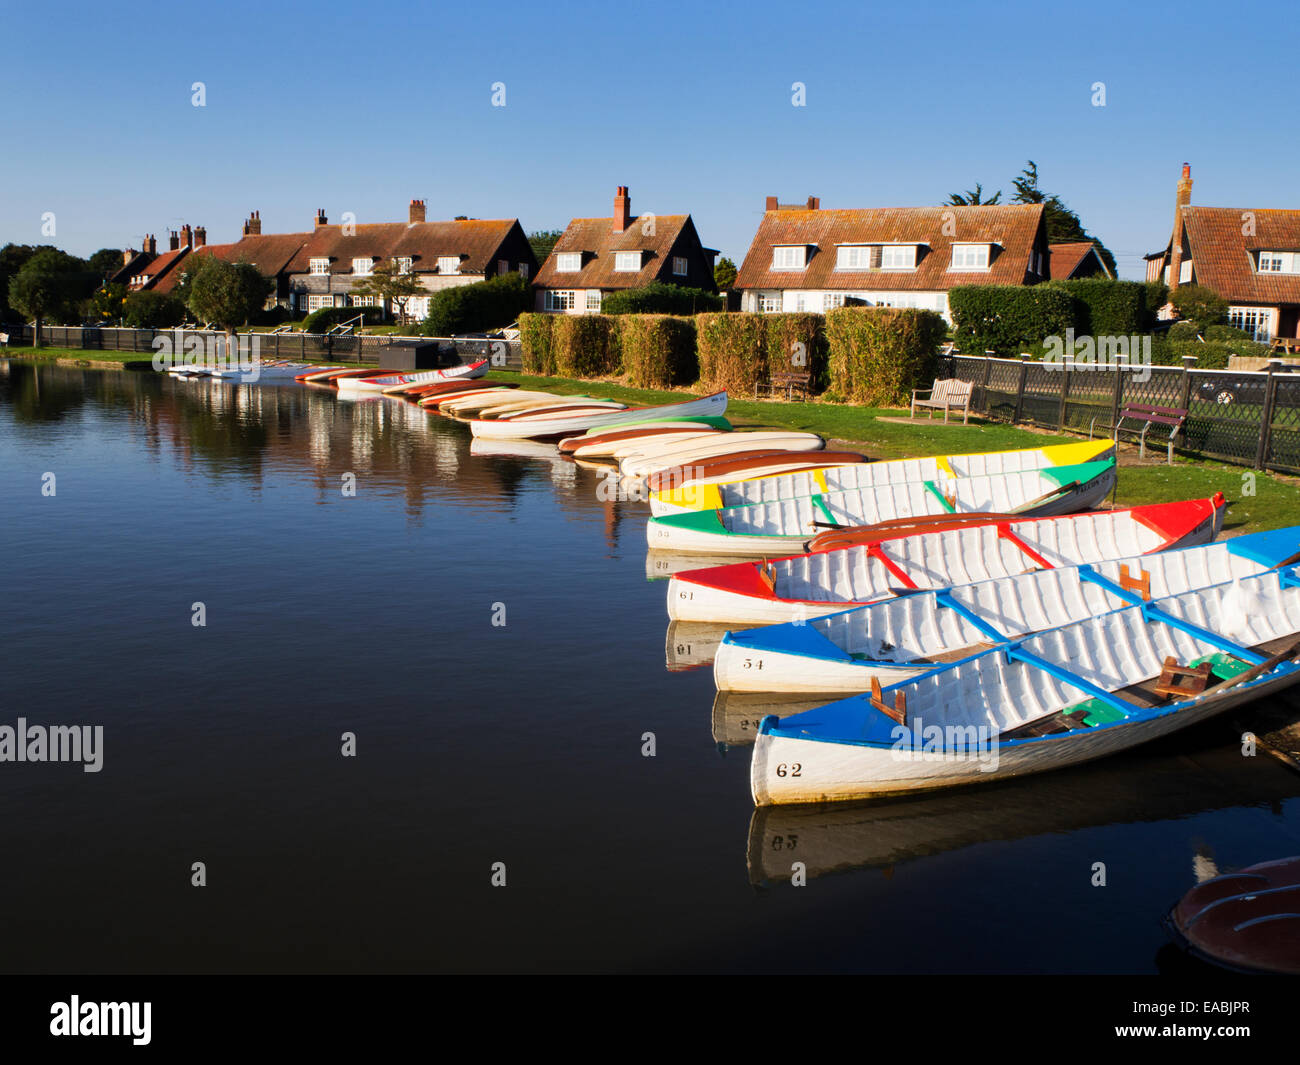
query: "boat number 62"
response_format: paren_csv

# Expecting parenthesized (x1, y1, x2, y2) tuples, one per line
(775, 763, 801, 777)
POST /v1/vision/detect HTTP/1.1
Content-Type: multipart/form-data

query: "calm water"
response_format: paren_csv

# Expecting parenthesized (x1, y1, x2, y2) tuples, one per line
(2, 360, 1299, 974)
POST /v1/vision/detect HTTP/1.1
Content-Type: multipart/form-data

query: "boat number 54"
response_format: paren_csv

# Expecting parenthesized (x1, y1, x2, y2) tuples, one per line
(775, 763, 801, 777)
(742, 658, 763, 670)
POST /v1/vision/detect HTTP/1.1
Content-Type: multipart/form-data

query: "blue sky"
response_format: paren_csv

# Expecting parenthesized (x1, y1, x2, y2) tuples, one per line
(3, 0, 1295, 279)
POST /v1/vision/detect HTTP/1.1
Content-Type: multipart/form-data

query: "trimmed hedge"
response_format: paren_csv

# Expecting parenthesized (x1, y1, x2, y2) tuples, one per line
(949, 284, 1076, 356)
(518, 313, 556, 375)
(301, 305, 386, 333)
(763, 313, 828, 388)
(695, 313, 769, 394)
(600, 281, 722, 315)
(618, 315, 698, 388)
(122, 290, 186, 328)
(1045, 278, 1147, 337)
(553, 314, 620, 377)
(422, 271, 530, 337)
(825, 307, 948, 406)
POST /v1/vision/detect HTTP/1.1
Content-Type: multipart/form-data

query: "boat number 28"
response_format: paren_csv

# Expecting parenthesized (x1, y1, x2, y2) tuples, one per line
(775, 763, 801, 777)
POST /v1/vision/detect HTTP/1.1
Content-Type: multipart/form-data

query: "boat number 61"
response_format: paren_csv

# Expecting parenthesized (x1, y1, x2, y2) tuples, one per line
(775, 763, 801, 777)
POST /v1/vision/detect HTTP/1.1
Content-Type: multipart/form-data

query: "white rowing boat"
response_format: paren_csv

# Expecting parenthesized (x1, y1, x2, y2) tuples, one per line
(434, 390, 562, 415)
(619, 432, 825, 478)
(751, 563, 1300, 804)
(714, 529, 1299, 692)
(666, 496, 1227, 623)
(469, 391, 728, 440)
(648, 458, 1117, 555)
(336, 360, 488, 392)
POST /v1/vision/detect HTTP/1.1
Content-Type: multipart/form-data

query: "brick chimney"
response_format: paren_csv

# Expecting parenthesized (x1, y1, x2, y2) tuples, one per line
(806, 196, 820, 210)
(243, 210, 262, 236)
(180, 224, 193, 247)
(612, 186, 631, 234)
(168, 230, 180, 251)
(144, 234, 156, 255)
(315, 209, 328, 228)
(409, 199, 426, 224)
(765, 196, 778, 211)
(122, 248, 135, 266)
(194, 226, 206, 248)
(1169, 164, 1193, 293)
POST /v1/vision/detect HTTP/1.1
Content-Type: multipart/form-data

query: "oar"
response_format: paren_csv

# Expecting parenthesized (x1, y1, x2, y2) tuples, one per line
(1270, 549, 1300, 571)
(1199, 637, 1300, 698)
(1007, 480, 1081, 516)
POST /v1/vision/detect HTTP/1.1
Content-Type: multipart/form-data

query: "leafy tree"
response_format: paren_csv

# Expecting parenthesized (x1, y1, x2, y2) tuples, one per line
(123, 290, 186, 328)
(946, 183, 1002, 206)
(1010, 160, 1117, 276)
(8, 249, 90, 344)
(181, 256, 272, 332)
(1169, 284, 1228, 331)
(86, 248, 125, 280)
(353, 260, 428, 324)
(713, 256, 738, 290)
(0, 243, 59, 319)
(90, 282, 128, 323)
(527, 229, 564, 265)
(420, 271, 531, 337)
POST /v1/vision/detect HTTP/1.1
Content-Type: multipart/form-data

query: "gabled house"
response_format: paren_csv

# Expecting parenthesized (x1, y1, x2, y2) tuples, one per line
(734, 197, 1050, 320)
(1049, 242, 1112, 279)
(154, 223, 308, 308)
(110, 236, 157, 287)
(532, 186, 718, 314)
(283, 201, 537, 320)
(1144, 165, 1300, 344)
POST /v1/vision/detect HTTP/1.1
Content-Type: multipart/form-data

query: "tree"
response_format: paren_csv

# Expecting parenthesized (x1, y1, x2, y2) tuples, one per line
(90, 282, 128, 324)
(86, 248, 124, 280)
(1010, 160, 1118, 276)
(181, 256, 272, 332)
(1169, 284, 1228, 331)
(713, 256, 738, 290)
(123, 290, 186, 328)
(353, 260, 427, 324)
(946, 183, 1002, 206)
(8, 249, 88, 345)
(528, 229, 564, 265)
(1, 243, 59, 320)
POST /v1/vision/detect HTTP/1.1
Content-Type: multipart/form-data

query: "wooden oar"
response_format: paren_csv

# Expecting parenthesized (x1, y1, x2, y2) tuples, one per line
(1200, 637, 1300, 699)
(1006, 480, 1081, 516)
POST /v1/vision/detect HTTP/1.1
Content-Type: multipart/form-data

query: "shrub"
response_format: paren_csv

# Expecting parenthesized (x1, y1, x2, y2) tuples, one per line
(517, 313, 556, 375)
(122, 290, 186, 328)
(1143, 281, 1169, 326)
(600, 281, 721, 316)
(1169, 284, 1228, 331)
(763, 313, 827, 389)
(948, 284, 1076, 355)
(1204, 324, 1257, 345)
(1045, 278, 1147, 337)
(422, 272, 531, 337)
(618, 315, 697, 388)
(301, 305, 387, 333)
(1168, 321, 1200, 341)
(825, 307, 947, 406)
(695, 313, 768, 394)
(553, 314, 619, 377)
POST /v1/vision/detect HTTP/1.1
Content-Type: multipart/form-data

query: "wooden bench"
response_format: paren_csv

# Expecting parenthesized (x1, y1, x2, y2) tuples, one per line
(910, 378, 973, 423)
(1271, 336, 1300, 355)
(1088, 403, 1187, 464)
(756, 370, 812, 401)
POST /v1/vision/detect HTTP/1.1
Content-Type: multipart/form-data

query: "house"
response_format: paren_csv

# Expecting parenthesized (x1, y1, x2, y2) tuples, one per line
(733, 197, 1050, 321)
(532, 186, 718, 314)
(283, 201, 537, 320)
(153, 219, 307, 309)
(109, 236, 157, 287)
(1049, 241, 1112, 279)
(1144, 165, 1300, 344)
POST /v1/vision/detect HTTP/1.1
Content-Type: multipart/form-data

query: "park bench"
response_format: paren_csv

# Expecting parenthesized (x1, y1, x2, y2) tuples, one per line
(0, 332, 8, 348)
(1089, 403, 1187, 464)
(756, 370, 813, 401)
(910, 378, 974, 423)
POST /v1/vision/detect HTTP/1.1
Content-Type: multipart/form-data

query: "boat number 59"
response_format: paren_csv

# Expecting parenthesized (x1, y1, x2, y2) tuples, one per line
(775, 763, 801, 777)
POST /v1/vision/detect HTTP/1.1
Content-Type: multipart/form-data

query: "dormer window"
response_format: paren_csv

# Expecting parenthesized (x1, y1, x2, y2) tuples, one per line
(951, 243, 991, 270)
(1258, 251, 1300, 274)
(352, 258, 373, 276)
(395, 257, 413, 275)
(614, 251, 643, 272)
(555, 252, 581, 272)
(309, 258, 330, 275)
(881, 245, 917, 269)
(836, 246, 870, 270)
(436, 256, 460, 274)
(772, 246, 807, 270)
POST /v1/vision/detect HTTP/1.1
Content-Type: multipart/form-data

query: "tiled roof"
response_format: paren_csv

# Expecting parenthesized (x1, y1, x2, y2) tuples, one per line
(110, 251, 153, 286)
(734, 204, 1046, 291)
(1182, 206, 1300, 304)
(1048, 241, 1108, 280)
(532, 214, 697, 290)
(134, 247, 189, 290)
(285, 219, 522, 276)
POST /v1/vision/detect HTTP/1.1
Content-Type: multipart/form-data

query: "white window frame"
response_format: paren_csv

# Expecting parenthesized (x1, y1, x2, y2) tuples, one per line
(1227, 306, 1273, 342)
(395, 257, 413, 275)
(614, 251, 642, 272)
(836, 246, 869, 270)
(307, 294, 333, 312)
(309, 258, 330, 276)
(585, 290, 602, 312)
(1179, 259, 1193, 283)
(771, 246, 806, 271)
(555, 253, 581, 272)
(758, 293, 782, 314)
(545, 290, 576, 312)
(672, 256, 688, 276)
(437, 256, 460, 274)
(950, 243, 990, 270)
(352, 258, 374, 277)
(881, 245, 917, 270)
(519, 262, 530, 280)
(823, 293, 845, 310)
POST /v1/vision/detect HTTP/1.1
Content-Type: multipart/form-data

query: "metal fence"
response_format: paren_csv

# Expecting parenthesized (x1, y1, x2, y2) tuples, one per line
(1, 325, 524, 370)
(942, 353, 1300, 473)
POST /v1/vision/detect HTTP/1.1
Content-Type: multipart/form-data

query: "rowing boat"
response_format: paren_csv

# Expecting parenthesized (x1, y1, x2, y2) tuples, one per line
(481, 399, 628, 419)
(666, 495, 1226, 623)
(620, 432, 825, 478)
(648, 458, 1117, 554)
(432, 390, 562, 414)
(752, 561, 1300, 804)
(714, 528, 1299, 692)
(405, 380, 517, 399)
(562, 425, 728, 459)
(335, 359, 488, 392)
(468, 391, 729, 441)
(650, 439, 1114, 516)
(645, 451, 869, 495)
